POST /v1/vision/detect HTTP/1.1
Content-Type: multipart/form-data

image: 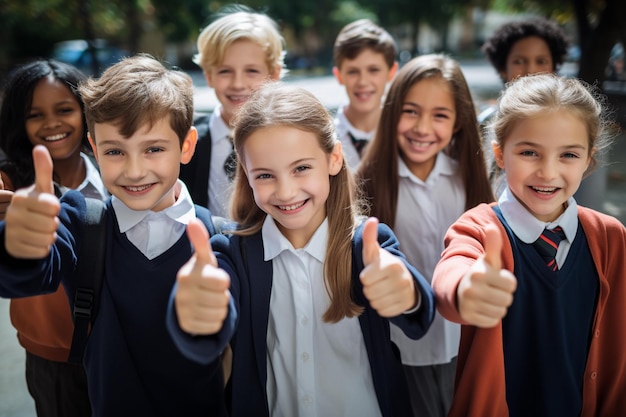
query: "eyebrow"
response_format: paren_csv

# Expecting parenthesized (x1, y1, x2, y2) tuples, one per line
(96, 138, 172, 147)
(403, 102, 454, 113)
(511, 140, 587, 151)
(248, 157, 316, 174)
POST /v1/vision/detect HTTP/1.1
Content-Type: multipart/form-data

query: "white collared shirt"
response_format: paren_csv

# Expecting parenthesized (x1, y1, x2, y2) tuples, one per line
(334, 105, 375, 171)
(263, 216, 381, 417)
(112, 180, 196, 260)
(207, 106, 234, 217)
(390, 153, 463, 366)
(498, 186, 578, 267)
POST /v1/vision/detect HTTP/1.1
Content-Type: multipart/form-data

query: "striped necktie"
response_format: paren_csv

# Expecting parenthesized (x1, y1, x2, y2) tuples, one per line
(533, 226, 566, 271)
(223, 132, 237, 181)
(347, 132, 368, 157)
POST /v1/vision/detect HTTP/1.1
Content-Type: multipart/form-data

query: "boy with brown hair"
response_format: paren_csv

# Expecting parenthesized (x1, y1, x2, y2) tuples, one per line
(332, 19, 398, 169)
(0, 54, 232, 417)
(180, 4, 285, 216)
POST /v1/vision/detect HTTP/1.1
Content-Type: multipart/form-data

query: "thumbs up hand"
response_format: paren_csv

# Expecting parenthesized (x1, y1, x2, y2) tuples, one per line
(0, 172, 15, 221)
(5, 145, 60, 258)
(360, 217, 417, 317)
(175, 218, 231, 335)
(456, 225, 517, 328)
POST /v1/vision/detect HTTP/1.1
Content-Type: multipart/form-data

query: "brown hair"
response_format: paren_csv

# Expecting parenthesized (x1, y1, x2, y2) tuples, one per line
(357, 54, 494, 227)
(491, 73, 613, 175)
(230, 82, 364, 323)
(78, 54, 194, 146)
(333, 19, 397, 69)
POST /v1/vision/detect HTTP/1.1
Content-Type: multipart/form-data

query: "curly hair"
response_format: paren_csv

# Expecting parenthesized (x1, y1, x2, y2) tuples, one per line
(482, 18, 569, 78)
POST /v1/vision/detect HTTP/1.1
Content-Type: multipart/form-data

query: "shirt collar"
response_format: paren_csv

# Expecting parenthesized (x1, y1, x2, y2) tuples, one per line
(112, 179, 196, 233)
(337, 106, 375, 140)
(398, 152, 457, 186)
(498, 186, 578, 243)
(210, 106, 231, 143)
(262, 215, 327, 263)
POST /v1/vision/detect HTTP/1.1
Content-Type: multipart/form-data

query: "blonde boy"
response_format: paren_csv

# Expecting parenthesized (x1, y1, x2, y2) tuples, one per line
(332, 19, 398, 169)
(180, 5, 285, 216)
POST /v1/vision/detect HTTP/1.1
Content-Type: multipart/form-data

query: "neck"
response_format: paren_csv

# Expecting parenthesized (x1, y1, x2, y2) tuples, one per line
(53, 152, 86, 189)
(343, 105, 381, 133)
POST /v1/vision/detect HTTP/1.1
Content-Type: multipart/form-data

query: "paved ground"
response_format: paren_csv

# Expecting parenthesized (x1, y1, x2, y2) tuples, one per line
(1, 60, 624, 416)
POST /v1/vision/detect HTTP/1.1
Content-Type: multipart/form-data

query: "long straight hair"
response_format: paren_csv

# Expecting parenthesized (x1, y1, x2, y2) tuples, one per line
(230, 82, 364, 322)
(357, 54, 494, 227)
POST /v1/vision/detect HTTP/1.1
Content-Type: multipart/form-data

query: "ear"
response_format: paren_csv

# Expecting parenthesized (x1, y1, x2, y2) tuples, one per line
(332, 67, 344, 85)
(88, 132, 98, 163)
(180, 127, 198, 165)
(329, 141, 343, 176)
(204, 71, 214, 88)
(388, 61, 399, 81)
(492, 141, 505, 169)
(269, 65, 282, 81)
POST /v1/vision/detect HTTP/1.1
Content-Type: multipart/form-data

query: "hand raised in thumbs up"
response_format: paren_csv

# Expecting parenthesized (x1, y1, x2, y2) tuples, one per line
(175, 218, 231, 335)
(456, 225, 517, 328)
(360, 217, 417, 317)
(5, 145, 60, 259)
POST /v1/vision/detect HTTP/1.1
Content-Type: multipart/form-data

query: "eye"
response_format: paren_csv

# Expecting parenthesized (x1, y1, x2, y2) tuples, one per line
(519, 150, 537, 157)
(246, 68, 261, 74)
(146, 147, 164, 154)
(58, 107, 76, 114)
(256, 173, 272, 180)
(295, 165, 310, 173)
(104, 149, 122, 156)
(434, 112, 450, 120)
(562, 152, 580, 159)
(217, 68, 231, 75)
(27, 112, 42, 119)
(401, 107, 417, 116)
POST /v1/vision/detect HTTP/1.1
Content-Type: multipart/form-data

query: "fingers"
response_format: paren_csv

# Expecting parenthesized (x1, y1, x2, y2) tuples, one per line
(483, 225, 502, 270)
(361, 217, 380, 267)
(33, 145, 55, 195)
(186, 218, 217, 268)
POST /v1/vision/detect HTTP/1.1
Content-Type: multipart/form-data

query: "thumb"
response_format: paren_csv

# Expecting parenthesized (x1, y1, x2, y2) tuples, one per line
(483, 224, 503, 270)
(187, 218, 217, 268)
(32, 145, 54, 194)
(362, 217, 381, 266)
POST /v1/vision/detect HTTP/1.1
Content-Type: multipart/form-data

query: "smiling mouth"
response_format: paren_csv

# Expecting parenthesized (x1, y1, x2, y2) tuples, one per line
(124, 184, 153, 192)
(277, 200, 306, 211)
(44, 133, 69, 142)
(228, 94, 249, 103)
(531, 186, 559, 194)
(408, 138, 433, 148)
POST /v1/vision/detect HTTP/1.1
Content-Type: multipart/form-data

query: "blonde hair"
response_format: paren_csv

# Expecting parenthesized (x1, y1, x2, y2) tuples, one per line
(230, 82, 364, 323)
(491, 73, 613, 174)
(193, 5, 286, 78)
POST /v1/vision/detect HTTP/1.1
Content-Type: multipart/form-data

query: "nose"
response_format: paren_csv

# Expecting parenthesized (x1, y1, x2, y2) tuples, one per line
(124, 155, 146, 180)
(43, 115, 61, 129)
(275, 177, 297, 201)
(537, 159, 557, 180)
(412, 116, 431, 135)
(231, 70, 245, 89)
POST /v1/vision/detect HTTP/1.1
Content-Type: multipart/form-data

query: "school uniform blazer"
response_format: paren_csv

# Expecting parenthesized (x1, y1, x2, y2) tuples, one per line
(432, 203, 626, 417)
(168, 220, 435, 417)
(179, 113, 211, 207)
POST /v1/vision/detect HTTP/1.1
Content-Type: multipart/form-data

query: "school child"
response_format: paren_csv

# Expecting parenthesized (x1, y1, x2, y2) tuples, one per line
(479, 18, 569, 194)
(167, 82, 436, 417)
(356, 54, 494, 417)
(0, 55, 231, 417)
(332, 18, 398, 169)
(180, 5, 285, 216)
(0, 59, 108, 417)
(431, 73, 626, 417)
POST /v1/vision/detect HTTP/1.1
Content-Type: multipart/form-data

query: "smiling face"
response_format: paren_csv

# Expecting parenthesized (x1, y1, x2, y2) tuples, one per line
(494, 109, 591, 222)
(333, 49, 397, 117)
(502, 36, 554, 82)
(241, 125, 343, 248)
(25, 76, 84, 162)
(205, 39, 280, 126)
(89, 117, 196, 212)
(396, 77, 456, 181)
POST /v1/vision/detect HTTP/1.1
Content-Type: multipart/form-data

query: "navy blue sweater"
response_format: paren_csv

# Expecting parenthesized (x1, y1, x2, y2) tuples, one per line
(168, 220, 435, 417)
(0, 191, 233, 417)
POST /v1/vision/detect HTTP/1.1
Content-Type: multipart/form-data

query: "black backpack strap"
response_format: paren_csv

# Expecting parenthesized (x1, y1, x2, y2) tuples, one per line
(68, 197, 108, 364)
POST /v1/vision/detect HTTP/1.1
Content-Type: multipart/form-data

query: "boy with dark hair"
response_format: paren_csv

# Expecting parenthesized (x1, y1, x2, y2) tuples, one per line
(332, 19, 398, 169)
(0, 55, 232, 417)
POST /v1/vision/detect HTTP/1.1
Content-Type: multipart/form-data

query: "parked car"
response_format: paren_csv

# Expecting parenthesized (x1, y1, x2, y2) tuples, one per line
(52, 39, 127, 76)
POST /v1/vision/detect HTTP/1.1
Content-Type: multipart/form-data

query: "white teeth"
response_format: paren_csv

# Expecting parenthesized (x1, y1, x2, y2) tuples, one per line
(409, 139, 431, 148)
(44, 133, 68, 141)
(278, 201, 305, 211)
(532, 186, 557, 193)
(126, 185, 151, 192)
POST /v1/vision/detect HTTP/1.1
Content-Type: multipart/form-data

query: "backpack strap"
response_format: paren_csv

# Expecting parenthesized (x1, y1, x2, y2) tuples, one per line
(68, 197, 108, 364)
